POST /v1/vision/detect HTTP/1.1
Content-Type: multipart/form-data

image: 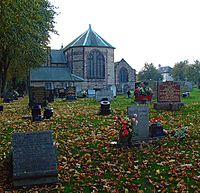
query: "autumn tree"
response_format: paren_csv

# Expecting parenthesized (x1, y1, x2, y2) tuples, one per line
(137, 63, 163, 82)
(0, 0, 57, 96)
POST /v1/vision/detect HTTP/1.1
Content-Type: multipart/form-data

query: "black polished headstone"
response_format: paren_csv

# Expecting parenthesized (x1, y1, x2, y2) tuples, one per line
(29, 86, 47, 107)
(12, 131, 58, 187)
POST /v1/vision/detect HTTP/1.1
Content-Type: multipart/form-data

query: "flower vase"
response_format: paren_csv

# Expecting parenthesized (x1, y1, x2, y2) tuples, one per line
(118, 134, 132, 148)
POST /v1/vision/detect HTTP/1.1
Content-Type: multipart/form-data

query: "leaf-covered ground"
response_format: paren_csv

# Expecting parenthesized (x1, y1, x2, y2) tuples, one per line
(0, 89, 199, 192)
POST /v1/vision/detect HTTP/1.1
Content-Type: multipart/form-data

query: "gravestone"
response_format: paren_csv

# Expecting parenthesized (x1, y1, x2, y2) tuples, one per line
(29, 86, 47, 107)
(0, 105, 3, 111)
(87, 89, 96, 98)
(58, 88, 66, 98)
(153, 81, 184, 110)
(107, 85, 117, 98)
(66, 86, 76, 100)
(12, 131, 58, 187)
(96, 89, 113, 102)
(127, 106, 149, 144)
(180, 81, 193, 92)
(46, 90, 54, 102)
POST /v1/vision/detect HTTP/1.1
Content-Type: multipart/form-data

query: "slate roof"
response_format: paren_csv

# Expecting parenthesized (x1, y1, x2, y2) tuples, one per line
(50, 49, 67, 64)
(30, 67, 84, 82)
(159, 66, 172, 73)
(64, 24, 115, 50)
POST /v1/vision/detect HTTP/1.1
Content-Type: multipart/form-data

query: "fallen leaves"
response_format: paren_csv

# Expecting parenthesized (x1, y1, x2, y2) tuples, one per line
(0, 96, 199, 192)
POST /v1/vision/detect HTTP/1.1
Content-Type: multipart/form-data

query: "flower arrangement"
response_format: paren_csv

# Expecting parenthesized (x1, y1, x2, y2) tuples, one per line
(116, 114, 138, 147)
(134, 82, 153, 96)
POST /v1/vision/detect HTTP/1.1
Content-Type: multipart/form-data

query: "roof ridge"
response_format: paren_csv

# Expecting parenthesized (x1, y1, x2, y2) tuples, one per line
(64, 25, 115, 50)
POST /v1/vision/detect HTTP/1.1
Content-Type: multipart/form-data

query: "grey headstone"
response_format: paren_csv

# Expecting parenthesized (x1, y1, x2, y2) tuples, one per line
(12, 131, 58, 187)
(128, 106, 149, 143)
(181, 81, 193, 92)
(96, 89, 113, 102)
(107, 85, 117, 97)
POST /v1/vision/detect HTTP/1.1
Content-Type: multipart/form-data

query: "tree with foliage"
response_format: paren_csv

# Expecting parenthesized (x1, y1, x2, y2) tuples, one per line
(171, 60, 188, 81)
(192, 60, 200, 84)
(172, 60, 200, 83)
(137, 63, 163, 82)
(0, 0, 57, 96)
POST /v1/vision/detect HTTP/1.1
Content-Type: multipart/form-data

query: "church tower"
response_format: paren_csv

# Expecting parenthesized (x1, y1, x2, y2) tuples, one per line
(63, 25, 115, 90)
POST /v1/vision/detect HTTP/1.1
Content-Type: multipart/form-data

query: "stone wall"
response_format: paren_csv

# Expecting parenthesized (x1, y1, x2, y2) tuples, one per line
(67, 46, 115, 90)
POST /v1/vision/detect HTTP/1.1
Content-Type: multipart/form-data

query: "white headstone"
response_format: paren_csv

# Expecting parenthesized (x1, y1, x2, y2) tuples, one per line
(87, 89, 96, 98)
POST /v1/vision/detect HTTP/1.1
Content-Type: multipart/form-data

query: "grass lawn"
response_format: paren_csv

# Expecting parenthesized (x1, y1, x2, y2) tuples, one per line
(0, 88, 199, 192)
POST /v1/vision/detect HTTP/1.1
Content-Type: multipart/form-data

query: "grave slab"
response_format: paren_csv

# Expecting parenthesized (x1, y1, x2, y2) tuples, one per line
(12, 130, 58, 187)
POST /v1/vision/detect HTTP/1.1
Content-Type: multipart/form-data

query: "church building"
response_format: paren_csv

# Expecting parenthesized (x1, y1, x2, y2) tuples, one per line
(30, 25, 136, 93)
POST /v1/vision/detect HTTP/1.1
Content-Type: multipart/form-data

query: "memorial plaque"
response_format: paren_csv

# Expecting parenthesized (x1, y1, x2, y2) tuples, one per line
(158, 81, 181, 102)
(29, 86, 47, 107)
(128, 106, 149, 143)
(66, 86, 76, 100)
(12, 131, 58, 187)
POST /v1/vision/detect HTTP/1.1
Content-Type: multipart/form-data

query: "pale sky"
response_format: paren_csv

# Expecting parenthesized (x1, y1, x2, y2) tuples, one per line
(49, 0, 200, 72)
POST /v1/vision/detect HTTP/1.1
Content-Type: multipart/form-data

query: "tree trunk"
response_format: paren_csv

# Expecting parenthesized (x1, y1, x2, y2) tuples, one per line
(12, 76, 17, 89)
(0, 49, 10, 96)
(0, 70, 2, 97)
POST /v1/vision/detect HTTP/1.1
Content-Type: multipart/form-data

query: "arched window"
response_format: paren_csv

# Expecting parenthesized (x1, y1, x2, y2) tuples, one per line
(87, 50, 105, 79)
(119, 67, 128, 82)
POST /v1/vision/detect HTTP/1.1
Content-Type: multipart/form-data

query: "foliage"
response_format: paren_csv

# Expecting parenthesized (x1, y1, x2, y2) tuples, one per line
(0, 0, 57, 94)
(172, 60, 200, 83)
(0, 89, 199, 192)
(172, 60, 188, 81)
(138, 63, 163, 82)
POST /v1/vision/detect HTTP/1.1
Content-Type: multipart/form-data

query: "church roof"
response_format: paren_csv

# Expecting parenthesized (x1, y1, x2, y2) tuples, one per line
(30, 67, 84, 82)
(50, 49, 67, 64)
(64, 25, 115, 50)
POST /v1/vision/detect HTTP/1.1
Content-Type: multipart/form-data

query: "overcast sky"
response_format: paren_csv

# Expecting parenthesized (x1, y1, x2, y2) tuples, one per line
(49, 0, 200, 72)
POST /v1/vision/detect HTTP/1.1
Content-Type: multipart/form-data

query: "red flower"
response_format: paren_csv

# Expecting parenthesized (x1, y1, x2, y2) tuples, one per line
(122, 124, 127, 130)
(122, 130, 129, 136)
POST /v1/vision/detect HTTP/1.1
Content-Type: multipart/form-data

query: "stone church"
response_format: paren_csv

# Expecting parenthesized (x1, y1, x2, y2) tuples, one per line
(30, 25, 136, 93)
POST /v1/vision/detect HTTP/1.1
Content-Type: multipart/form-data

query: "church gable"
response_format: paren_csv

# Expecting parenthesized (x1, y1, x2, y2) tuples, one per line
(115, 59, 136, 92)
